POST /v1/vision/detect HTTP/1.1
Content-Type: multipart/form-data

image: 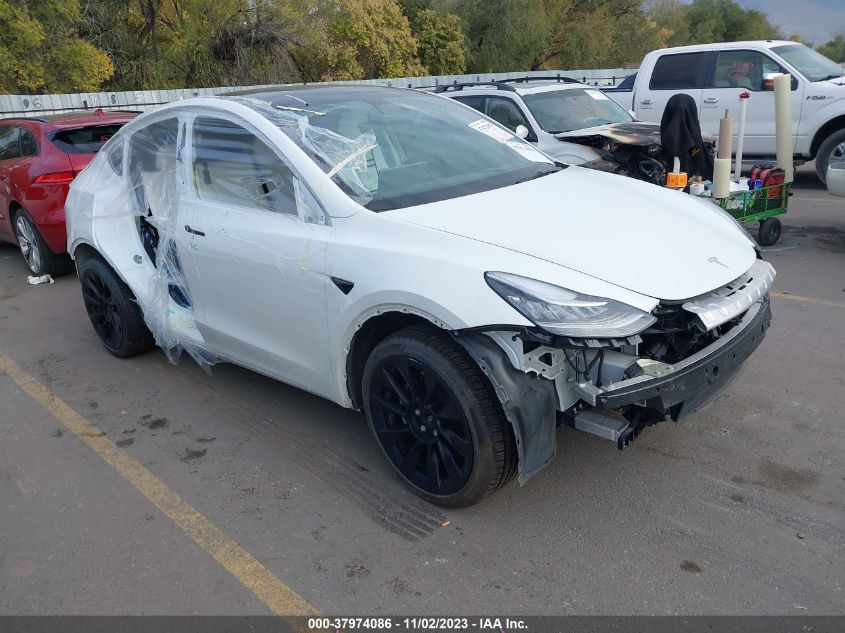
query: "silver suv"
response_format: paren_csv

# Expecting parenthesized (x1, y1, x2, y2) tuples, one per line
(437, 77, 699, 186)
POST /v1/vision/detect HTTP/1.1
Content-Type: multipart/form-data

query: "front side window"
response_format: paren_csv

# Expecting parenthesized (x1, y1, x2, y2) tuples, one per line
(771, 44, 844, 82)
(650, 52, 710, 90)
(192, 117, 298, 215)
(0, 126, 21, 161)
(712, 50, 783, 90)
(235, 88, 559, 212)
(483, 97, 530, 133)
(522, 88, 633, 134)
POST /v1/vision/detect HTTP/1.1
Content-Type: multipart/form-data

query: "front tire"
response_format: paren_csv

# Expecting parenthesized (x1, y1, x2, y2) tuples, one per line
(815, 128, 845, 184)
(362, 326, 516, 507)
(77, 256, 155, 358)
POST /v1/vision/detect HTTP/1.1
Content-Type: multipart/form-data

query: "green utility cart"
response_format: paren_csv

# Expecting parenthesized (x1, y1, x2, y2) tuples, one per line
(700, 182, 791, 246)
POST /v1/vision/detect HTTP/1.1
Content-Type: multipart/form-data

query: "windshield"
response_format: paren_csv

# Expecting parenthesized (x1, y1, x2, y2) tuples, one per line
(237, 88, 560, 212)
(521, 88, 633, 134)
(772, 44, 844, 81)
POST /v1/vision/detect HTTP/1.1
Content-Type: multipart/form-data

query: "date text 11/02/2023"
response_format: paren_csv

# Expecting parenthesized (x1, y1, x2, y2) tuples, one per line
(307, 618, 528, 630)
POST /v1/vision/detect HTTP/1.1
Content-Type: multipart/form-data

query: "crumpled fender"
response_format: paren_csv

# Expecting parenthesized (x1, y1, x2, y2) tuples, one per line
(453, 332, 558, 484)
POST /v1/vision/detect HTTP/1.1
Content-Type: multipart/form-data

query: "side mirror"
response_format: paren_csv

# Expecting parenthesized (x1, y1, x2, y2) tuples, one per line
(763, 73, 799, 91)
(515, 124, 530, 140)
(762, 73, 778, 90)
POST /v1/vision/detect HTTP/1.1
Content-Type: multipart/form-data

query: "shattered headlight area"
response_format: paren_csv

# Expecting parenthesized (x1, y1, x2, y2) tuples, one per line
(458, 263, 774, 476)
(485, 272, 656, 339)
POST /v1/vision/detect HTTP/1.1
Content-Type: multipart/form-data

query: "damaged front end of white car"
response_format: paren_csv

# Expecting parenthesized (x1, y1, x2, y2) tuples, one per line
(450, 259, 773, 483)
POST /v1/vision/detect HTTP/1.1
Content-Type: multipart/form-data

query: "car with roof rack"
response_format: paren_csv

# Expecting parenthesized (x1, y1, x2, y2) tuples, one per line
(0, 109, 139, 275)
(435, 76, 712, 186)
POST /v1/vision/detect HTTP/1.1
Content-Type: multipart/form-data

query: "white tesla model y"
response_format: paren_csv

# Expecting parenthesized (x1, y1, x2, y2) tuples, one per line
(66, 86, 774, 506)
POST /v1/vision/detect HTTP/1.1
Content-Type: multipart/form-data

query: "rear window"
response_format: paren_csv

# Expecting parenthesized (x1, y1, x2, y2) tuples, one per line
(50, 124, 125, 154)
(650, 52, 710, 90)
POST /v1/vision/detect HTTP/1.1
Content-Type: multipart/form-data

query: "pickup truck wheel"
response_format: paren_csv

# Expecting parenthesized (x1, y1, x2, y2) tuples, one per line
(362, 326, 516, 507)
(815, 129, 845, 184)
(757, 217, 782, 247)
(77, 256, 155, 358)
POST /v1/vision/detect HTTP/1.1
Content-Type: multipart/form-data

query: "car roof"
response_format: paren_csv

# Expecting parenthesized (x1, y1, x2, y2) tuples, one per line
(649, 40, 799, 56)
(227, 84, 407, 108)
(0, 110, 139, 130)
(440, 82, 593, 97)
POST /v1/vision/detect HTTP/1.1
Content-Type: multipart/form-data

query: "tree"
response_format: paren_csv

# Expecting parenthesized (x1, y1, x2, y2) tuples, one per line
(411, 9, 467, 75)
(319, 0, 426, 79)
(534, 0, 667, 70)
(817, 34, 845, 64)
(649, 0, 780, 48)
(0, 0, 114, 93)
(450, 0, 550, 73)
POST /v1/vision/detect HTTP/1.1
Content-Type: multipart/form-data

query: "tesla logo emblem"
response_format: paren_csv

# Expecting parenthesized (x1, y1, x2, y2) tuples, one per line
(708, 256, 729, 269)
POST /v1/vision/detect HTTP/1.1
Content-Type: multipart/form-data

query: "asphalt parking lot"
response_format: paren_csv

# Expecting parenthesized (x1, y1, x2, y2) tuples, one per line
(1, 166, 843, 617)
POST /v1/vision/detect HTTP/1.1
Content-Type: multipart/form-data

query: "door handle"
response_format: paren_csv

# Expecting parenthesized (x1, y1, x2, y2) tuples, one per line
(184, 225, 205, 237)
(640, 99, 654, 105)
(703, 97, 719, 105)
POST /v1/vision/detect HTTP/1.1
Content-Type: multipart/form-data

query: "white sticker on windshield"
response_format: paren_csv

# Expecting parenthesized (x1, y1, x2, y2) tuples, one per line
(505, 140, 553, 163)
(468, 119, 513, 143)
(585, 89, 610, 100)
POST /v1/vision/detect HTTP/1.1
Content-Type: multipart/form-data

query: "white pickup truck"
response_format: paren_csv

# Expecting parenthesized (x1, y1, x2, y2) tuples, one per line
(605, 41, 845, 182)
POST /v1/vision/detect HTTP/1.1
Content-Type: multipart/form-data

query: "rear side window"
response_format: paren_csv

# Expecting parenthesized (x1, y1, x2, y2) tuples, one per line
(107, 140, 124, 175)
(20, 130, 37, 157)
(0, 126, 21, 161)
(650, 53, 710, 90)
(50, 124, 124, 154)
(191, 116, 298, 215)
(451, 95, 485, 112)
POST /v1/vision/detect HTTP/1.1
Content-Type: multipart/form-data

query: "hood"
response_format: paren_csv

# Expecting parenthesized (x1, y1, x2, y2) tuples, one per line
(556, 121, 717, 146)
(385, 167, 756, 302)
(556, 122, 662, 146)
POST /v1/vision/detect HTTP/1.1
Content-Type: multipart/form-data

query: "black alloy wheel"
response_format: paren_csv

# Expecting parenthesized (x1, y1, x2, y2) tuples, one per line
(363, 326, 516, 507)
(368, 356, 474, 497)
(81, 267, 125, 352)
(77, 256, 155, 358)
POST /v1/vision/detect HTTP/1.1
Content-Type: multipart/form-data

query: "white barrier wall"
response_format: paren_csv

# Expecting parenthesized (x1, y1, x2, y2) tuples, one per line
(0, 68, 635, 118)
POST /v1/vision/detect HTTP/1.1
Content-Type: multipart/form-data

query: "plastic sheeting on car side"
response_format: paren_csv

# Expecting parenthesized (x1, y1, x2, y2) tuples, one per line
(67, 98, 370, 372)
(229, 96, 378, 204)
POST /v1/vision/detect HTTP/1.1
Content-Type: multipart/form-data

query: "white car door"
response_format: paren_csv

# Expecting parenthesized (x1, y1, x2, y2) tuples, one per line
(698, 49, 804, 156)
(635, 51, 709, 123)
(179, 114, 334, 398)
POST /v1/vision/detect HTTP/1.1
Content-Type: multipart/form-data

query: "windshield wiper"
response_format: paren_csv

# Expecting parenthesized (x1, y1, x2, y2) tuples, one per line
(817, 73, 844, 81)
(514, 167, 562, 184)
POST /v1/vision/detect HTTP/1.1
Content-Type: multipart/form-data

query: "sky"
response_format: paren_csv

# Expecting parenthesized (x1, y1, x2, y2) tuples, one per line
(737, 0, 845, 45)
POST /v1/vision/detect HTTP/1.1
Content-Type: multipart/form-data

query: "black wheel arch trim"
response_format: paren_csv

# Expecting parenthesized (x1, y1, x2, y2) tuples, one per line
(452, 332, 557, 485)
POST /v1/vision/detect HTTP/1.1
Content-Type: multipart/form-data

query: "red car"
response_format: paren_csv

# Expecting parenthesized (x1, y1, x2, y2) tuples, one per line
(0, 110, 138, 276)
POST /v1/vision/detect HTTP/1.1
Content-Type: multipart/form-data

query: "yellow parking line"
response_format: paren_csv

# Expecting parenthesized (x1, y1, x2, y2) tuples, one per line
(771, 291, 845, 309)
(0, 354, 318, 618)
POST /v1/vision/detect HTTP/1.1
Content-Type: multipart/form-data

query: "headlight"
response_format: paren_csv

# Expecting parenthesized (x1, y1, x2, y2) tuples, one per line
(485, 272, 656, 338)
